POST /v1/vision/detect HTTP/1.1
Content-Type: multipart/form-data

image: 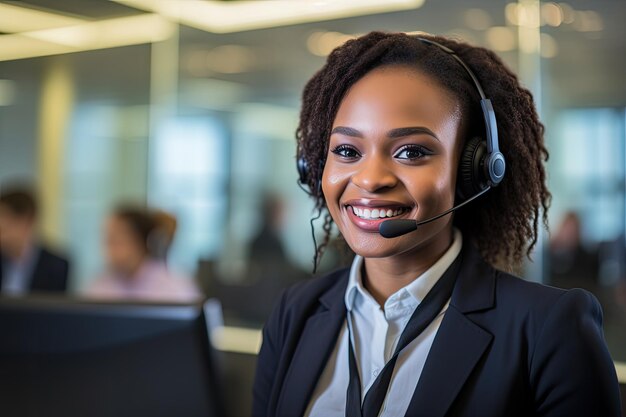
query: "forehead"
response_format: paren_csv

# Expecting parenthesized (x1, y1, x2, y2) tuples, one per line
(107, 215, 130, 232)
(0, 205, 23, 221)
(332, 65, 461, 134)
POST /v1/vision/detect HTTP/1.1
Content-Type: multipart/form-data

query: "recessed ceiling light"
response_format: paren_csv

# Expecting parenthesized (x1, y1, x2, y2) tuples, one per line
(0, 14, 174, 61)
(0, 3, 84, 33)
(113, 0, 425, 34)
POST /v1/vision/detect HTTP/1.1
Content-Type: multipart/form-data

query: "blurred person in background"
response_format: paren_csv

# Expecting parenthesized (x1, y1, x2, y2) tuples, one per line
(548, 210, 599, 292)
(248, 193, 307, 283)
(249, 193, 288, 269)
(240, 193, 307, 320)
(84, 205, 200, 303)
(0, 185, 69, 295)
(150, 209, 178, 263)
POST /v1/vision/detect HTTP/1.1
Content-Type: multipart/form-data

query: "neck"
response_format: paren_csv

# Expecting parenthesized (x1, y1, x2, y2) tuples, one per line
(117, 256, 149, 280)
(362, 229, 454, 307)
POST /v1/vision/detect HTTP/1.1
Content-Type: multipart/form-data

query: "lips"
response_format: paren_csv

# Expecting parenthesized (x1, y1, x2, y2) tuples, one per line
(343, 199, 412, 232)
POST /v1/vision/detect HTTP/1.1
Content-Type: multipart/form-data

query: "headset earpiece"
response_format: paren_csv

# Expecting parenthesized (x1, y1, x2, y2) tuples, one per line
(297, 156, 323, 196)
(458, 134, 507, 201)
(486, 150, 506, 186)
(458, 136, 488, 201)
(297, 156, 309, 187)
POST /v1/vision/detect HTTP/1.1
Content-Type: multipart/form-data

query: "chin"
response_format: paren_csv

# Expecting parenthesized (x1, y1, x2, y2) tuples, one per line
(342, 231, 420, 259)
(340, 219, 452, 260)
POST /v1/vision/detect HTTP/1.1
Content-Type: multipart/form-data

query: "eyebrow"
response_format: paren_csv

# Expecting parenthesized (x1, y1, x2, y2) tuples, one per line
(330, 126, 363, 138)
(387, 127, 439, 141)
(330, 126, 440, 142)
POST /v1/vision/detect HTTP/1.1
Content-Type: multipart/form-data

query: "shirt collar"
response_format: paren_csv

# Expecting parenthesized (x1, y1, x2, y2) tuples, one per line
(344, 228, 463, 313)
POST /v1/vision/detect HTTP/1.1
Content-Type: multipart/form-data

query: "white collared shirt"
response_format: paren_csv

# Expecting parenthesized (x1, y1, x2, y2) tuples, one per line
(305, 229, 463, 417)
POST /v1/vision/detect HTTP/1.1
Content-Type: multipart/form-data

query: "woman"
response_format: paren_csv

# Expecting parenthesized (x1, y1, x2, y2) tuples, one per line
(85, 206, 200, 303)
(252, 32, 621, 416)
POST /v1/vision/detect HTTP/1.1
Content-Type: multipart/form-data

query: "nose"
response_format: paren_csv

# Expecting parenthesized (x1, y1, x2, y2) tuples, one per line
(351, 153, 398, 193)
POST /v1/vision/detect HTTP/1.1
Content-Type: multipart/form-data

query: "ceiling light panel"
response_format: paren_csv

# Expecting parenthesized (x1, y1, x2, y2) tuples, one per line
(114, 0, 425, 33)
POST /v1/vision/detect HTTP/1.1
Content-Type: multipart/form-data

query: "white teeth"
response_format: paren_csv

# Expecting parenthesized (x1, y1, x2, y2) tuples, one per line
(349, 206, 406, 220)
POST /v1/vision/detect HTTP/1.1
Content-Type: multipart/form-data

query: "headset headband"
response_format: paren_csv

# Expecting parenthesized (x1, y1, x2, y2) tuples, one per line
(416, 37, 505, 184)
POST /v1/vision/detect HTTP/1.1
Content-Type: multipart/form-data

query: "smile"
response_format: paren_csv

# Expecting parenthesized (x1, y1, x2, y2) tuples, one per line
(347, 206, 409, 220)
(343, 200, 412, 232)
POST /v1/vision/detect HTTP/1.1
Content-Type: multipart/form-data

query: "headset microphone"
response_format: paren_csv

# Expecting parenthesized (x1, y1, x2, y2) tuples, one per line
(379, 187, 491, 238)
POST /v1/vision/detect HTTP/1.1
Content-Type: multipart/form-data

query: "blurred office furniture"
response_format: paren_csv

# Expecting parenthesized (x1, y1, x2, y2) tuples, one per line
(0, 186, 70, 295)
(196, 235, 352, 326)
(197, 258, 305, 326)
(0, 296, 223, 417)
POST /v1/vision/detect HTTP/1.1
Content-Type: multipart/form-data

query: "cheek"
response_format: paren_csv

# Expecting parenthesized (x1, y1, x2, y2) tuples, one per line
(404, 160, 457, 212)
(321, 163, 349, 214)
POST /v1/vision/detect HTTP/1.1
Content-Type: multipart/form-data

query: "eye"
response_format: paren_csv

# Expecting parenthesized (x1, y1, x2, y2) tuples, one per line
(331, 144, 361, 159)
(394, 145, 432, 160)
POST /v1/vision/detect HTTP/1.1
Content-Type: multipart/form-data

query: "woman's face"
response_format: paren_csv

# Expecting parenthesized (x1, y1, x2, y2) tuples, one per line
(321, 65, 463, 259)
(104, 215, 146, 276)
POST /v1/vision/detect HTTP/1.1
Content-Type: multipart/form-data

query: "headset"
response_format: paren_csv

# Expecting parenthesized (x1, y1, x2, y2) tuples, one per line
(297, 36, 506, 238)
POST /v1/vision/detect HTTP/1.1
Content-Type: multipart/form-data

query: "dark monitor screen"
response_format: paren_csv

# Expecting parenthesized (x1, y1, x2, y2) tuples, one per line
(0, 296, 223, 417)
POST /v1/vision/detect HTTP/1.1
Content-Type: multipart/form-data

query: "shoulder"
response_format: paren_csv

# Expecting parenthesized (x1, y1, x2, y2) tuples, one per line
(490, 270, 607, 366)
(270, 268, 349, 320)
(495, 272, 623, 415)
(83, 274, 120, 296)
(38, 246, 69, 268)
(281, 267, 350, 309)
(254, 267, 350, 415)
(493, 270, 599, 319)
(263, 267, 349, 343)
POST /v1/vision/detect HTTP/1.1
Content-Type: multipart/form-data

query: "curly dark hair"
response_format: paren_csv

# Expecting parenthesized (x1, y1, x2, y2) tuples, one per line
(296, 31, 551, 269)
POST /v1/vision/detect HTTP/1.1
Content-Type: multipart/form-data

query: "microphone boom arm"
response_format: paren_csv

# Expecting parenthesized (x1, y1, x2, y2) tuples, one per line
(379, 186, 491, 238)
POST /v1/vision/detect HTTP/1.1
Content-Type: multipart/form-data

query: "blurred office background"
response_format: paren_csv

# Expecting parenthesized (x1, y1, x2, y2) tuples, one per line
(0, 0, 624, 415)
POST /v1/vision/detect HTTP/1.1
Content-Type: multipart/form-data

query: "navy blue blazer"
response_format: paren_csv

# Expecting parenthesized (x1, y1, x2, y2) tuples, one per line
(253, 244, 622, 417)
(0, 247, 69, 293)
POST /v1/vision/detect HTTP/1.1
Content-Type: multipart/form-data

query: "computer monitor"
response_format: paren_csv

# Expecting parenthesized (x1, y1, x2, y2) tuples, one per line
(0, 295, 223, 417)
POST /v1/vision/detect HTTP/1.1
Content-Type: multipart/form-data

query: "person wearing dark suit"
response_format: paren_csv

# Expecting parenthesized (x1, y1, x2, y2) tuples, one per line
(0, 247, 69, 293)
(0, 186, 69, 295)
(253, 32, 622, 416)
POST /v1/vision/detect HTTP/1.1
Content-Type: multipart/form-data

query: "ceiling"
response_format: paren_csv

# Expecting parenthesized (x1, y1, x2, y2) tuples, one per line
(0, 0, 624, 110)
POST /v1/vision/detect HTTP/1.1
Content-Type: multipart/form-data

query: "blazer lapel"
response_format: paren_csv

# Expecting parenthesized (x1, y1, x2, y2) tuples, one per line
(28, 249, 44, 290)
(405, 245, 496, 417)
(275, 272, 348, 417)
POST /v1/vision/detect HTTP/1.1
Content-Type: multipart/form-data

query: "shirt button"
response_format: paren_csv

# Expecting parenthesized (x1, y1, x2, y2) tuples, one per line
(373, 369, 379, 377)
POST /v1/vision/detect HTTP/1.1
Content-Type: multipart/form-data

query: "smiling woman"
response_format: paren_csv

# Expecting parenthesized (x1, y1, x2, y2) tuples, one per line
(252, 32, 621, 417)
